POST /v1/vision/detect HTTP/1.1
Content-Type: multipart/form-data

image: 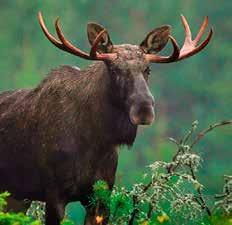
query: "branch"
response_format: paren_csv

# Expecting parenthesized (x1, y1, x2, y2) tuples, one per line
(190, 120, 232, 148)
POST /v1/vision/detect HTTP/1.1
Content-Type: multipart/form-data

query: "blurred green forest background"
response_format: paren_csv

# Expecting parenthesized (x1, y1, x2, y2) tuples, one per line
(0, 0, 231, 224)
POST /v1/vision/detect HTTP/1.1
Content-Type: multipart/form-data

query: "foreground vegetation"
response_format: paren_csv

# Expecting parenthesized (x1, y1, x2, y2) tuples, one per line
(0, 121, 231, 224)
(0, 1, 231, 223)
(0, 193, 74, 225)
(90, 121, 232, 224)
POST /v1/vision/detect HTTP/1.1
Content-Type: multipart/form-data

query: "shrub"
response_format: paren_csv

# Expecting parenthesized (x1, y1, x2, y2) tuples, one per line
(91, 120, 232, 224)
(0, 193, 74, 225)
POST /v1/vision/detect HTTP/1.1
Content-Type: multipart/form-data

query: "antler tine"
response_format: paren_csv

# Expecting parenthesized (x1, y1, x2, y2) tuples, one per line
(146, 15, 212, 63)
(179, 27, 213, 60)
(181, 14, 192, 44)
(168, 36, 181, 60)
(145, 35, 180, 63)
(194, 16, 208, 44)
(178, 15, 213, 60)
(39, 11, 117, 61)
(55, 18, 117, 61)
(39, 11, 89, 58)
(38, 11, 65, 50)
(90, 29, 107, 58)
(89, 29, 117, 60)
(55, 18, 91, 59)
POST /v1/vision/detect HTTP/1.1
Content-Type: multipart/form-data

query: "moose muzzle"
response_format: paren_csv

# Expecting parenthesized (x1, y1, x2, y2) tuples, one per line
(128, 75, 155, 125)
(129, 103, 155, 125)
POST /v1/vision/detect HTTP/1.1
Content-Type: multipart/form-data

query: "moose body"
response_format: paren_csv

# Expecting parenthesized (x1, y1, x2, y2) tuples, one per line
(0, 62, 136, 218)
(0, 12, 212, 225)
(0, 62, 137, 223)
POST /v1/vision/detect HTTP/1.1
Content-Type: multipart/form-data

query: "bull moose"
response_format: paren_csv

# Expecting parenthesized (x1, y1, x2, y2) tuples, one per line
(0, 12, 212, 225)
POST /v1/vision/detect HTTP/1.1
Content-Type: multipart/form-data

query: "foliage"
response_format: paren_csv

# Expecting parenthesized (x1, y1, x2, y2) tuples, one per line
(0, 212, 41, 225)
(0, 192, 41, 225)
(0, 193, 74, 225)
(214, 175, 232, 215)
(92, 180, 111, 206)
(0, 192, 10, 212)
(90, 121, 232, 224)
(60, 219, 75, 225)
(26, 201, 45, 224)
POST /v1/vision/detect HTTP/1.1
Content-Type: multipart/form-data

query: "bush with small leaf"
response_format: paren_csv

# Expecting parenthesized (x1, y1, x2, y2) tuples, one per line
(0, 192, 41, 225)
(90, 120, 232, 225)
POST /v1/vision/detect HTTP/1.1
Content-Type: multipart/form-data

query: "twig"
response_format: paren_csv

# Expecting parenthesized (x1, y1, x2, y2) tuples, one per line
(189, 165, 212, 216)
(128, 195, 138, 225)
(183, 120, 198, 144)
(188, 120, 232, 216)
(190, 120, 232, 148)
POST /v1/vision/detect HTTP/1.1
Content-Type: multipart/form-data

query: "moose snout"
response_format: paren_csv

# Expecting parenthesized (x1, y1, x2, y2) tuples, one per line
(129, 97, 155, 126)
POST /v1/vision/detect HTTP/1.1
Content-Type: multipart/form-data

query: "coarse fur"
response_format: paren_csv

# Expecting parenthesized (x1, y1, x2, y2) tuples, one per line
(0, 23, 170, 224)
(0, 60, 138, 193)
(0, 13, 212, 223)
(0, 44, 154, 225)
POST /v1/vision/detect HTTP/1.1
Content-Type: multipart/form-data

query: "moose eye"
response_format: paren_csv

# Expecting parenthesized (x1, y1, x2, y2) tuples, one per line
(144, 67, 151, 75)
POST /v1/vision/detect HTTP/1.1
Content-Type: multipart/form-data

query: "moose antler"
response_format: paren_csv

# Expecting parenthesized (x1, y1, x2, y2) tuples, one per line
(38, 12, 117, 61)
(146, 15, 213, 63)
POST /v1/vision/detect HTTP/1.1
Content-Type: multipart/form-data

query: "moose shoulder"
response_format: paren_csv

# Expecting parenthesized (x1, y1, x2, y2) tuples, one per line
(0, 12, 212, 225)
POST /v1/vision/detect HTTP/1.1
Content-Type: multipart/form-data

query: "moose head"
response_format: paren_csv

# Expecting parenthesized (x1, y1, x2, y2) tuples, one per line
(38, 12, 212, 126)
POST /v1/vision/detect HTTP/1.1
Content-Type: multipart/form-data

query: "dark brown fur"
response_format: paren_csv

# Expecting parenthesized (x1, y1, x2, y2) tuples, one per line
(1, 19, 167, 222)
(0, 60, 139, 224)
(0, 14, 212, 223)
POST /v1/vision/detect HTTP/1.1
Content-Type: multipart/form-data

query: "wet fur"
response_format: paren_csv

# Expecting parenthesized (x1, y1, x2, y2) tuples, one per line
(0, 62, 138, 194)
(0, 43, 155, 225)
(0, 61, 137, 223)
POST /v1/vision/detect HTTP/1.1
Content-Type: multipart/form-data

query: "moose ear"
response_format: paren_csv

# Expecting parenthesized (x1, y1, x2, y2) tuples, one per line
(87, 22, 113, 53)
(140, 25, 171, 54)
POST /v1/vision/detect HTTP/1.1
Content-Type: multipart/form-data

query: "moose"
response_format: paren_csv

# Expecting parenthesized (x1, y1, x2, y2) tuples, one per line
(0, 12, 212, 225)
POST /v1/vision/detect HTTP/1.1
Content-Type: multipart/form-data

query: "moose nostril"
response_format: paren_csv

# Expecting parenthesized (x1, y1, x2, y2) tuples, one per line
(138, 104, 154, 115)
